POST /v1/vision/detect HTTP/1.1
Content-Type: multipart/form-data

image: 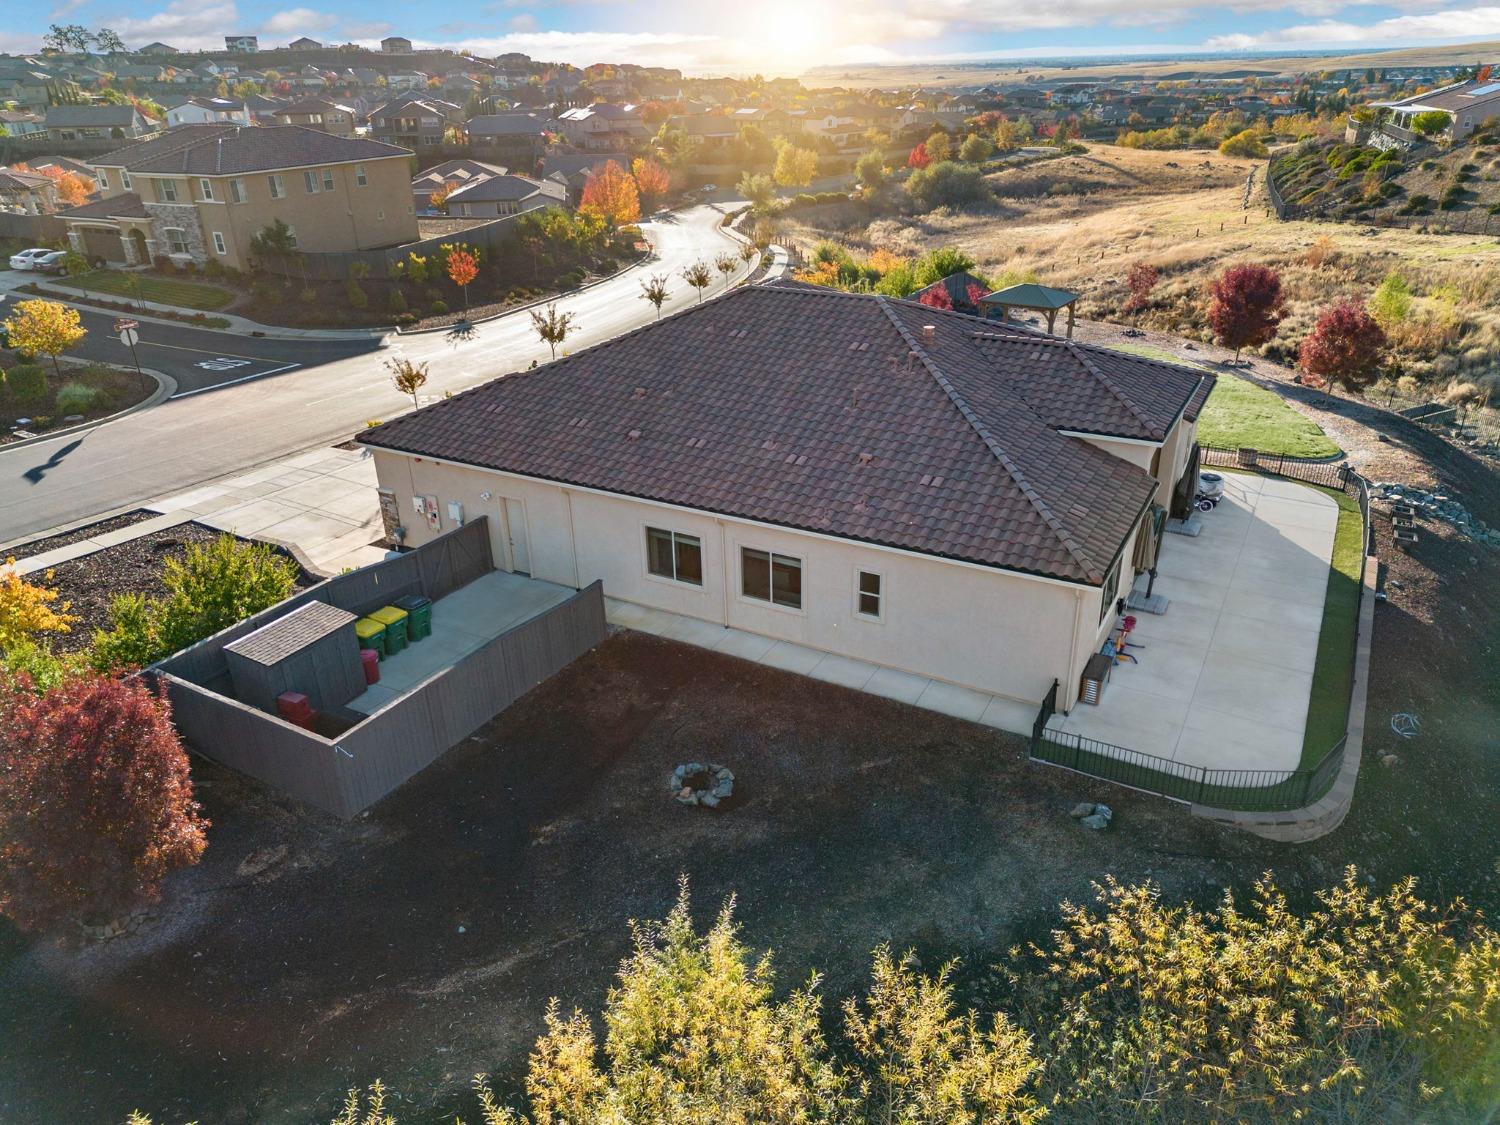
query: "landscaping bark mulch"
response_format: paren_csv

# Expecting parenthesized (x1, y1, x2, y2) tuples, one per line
(35, 523, 315, 654)
(7, 509, 155, 561)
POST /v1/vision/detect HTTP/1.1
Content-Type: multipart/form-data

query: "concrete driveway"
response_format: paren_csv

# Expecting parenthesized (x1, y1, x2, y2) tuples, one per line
(1048, 472, 1339, 774)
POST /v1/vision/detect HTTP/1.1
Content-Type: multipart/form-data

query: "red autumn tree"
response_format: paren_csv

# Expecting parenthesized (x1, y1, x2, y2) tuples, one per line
(631, 156, 670, 206)
(907, 143, 931, 170)
(0, 672, 208, 932)
(966, 282, 989, 307)
(580, 160, 642, 227)
(14, 163, 90, 209)
(1298, 299, 1387, 395)
(1206, 263, 1285, 363)
(1123, 262, 1160, 313)
(443, 244, 480, 311)
(917, 284, 953, 309)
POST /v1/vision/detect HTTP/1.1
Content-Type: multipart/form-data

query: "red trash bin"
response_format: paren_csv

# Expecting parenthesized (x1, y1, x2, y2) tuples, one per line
(361, 648, 380, 685)
(276, 692, 316, 728)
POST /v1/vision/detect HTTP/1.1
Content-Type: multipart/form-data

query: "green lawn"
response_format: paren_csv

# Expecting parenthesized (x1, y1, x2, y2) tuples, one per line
(1301, 485, 1364, 768)
(56, 270, 234, 311)
(1114, 343, 1341, 459)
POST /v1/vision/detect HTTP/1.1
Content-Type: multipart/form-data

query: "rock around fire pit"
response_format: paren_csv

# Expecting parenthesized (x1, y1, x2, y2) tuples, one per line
(671, 762, 735, 808)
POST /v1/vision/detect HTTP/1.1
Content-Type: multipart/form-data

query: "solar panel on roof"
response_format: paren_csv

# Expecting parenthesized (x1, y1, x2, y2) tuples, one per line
(1466, 82, 1500, 96)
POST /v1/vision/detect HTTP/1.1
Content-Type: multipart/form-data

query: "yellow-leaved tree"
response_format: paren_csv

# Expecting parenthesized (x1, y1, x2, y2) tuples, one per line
(0, 563, 77, 651)
(3, 299, 86, 377)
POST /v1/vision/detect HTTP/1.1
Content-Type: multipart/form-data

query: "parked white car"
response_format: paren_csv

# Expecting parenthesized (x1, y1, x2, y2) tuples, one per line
(8, 248, 67, 273)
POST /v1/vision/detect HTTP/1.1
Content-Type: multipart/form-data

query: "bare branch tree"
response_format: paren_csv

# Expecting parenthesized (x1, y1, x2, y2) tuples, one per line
(531, 302, 578, 360)
(714, 252, 737, 290)
(639, 273, 670, 319)
(385, 356, 429, 411)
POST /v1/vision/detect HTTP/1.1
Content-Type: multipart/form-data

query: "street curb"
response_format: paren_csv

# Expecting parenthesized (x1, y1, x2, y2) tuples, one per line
(1, 361, 176, 454)
(16, 282, 389, 343)
(392, 250, 653, 336)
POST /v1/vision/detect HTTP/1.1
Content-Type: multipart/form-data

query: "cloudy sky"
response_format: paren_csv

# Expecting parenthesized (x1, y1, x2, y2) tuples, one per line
(9, 0, 1499, 72)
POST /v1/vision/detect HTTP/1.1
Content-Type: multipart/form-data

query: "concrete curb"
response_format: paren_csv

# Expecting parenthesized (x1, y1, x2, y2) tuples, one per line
(18, 281, 389, 342)
(392, 250, 653, 337)
(1190, 557, 1377, 841)
(1, 361, 176, 454)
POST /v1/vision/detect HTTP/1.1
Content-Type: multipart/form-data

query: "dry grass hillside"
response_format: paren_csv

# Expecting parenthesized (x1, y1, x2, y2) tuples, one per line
(1272, 135, 1500, 224)
(779, 143, 1500, 395)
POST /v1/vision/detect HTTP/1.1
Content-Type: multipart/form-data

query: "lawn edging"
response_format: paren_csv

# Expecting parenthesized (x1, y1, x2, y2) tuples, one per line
(2, 359, 175, 452)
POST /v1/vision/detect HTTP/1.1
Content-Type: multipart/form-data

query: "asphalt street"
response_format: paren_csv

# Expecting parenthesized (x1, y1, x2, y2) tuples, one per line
(0, 204, 754, 543)
(61, 306, 381, 396)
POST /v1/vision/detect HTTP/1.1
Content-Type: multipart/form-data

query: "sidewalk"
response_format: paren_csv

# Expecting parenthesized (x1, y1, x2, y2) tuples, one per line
(10, 444, 388, 578)
(0, 271, 387, 341)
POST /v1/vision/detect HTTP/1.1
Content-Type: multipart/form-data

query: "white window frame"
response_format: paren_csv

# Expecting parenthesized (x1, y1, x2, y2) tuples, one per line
(98, 169, 110, 190)
(163, 227, 188, 255)
(354, 163, 368, 187)
(157, 178, 178, 202)
(121, 170, 131, 189)
(198, 177, 215, 201)
(739, 546, 804, 613)
(320, 168, 335, 191)
(854, 568, 884, 621)
(303, 169, 321, 193)
(644, 526, 704, 587)
(284, 225, 298, 249)
(1100, 556, 1122, 623)
(229, 177, 246, 203)
(211, 230, 226, 255)
(267, 173, 285, 199)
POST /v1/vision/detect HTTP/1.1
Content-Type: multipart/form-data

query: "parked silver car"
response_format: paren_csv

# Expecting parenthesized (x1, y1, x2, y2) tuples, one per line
(7, 247, 68, 273)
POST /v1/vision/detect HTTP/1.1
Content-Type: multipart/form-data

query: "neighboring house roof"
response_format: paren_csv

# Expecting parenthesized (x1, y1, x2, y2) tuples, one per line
(911, 270, 991, 309)
(466, 112, 551, 136)
(359, 282, 1211, 585)
(412, 158, 508, 190)
(277, 97, 353, 115)
(541, 152, 629, 178)
(45, 104, 143, 127)
(444, 172, 562, 204)
(0, 169, 54, 192)
(92, 124, 410, 174)
(1385, 78, 1500, 114)
(31, 156, 96, 179)
(59, 190, 150, 219)
(979, 283, 1080, 311)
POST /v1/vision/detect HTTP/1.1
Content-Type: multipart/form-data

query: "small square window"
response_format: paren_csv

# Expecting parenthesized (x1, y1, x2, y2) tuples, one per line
(354, 163, 368, 187)
(856, 570, 882, 618)
(321, 168, 335, 191)
(646, 527, 702, 585)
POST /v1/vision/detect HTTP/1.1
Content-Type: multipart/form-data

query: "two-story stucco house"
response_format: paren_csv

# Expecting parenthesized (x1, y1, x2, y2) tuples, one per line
(164, 96, 251, 127)
(272, 97, 358, 137)
(59, 124, 417, 270)
(357, 281, 1213, 719)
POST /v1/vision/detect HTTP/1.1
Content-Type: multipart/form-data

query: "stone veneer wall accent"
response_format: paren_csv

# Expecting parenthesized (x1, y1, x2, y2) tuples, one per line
(145, 201, 207, 263)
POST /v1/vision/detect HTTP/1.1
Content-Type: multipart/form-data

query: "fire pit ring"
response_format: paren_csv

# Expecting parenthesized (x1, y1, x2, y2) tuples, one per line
(670, 762, 734, 808)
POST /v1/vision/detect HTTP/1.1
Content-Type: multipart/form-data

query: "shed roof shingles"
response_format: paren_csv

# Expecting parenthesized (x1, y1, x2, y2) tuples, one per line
(359, 283, 1210, 585)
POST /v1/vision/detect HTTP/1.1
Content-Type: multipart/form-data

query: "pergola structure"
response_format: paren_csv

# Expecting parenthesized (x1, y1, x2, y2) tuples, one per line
(978, 282, 1081, 338)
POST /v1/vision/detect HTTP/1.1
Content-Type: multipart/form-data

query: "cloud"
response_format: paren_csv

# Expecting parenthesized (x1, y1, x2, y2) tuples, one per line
(1204, 5, 1500, 48)
(412, 28, 721, 68)
(114, 0, 240, 50)
(507, 13, 540, 32)
(260, 7, 341, 35)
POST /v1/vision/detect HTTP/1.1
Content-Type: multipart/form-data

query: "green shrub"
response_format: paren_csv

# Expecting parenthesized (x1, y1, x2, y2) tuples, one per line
(905, 160, 991, 210)
(428, 300, 449, 316)
(387, 287, 407, 314)
(203, 258, 224, 278)
(92, 536, 299, 669)
(1400, 193, 1434, 215)
(346, 280, 368, 310)
(5, 363, 47, 407)
(55, 382, 102, 414)
(251, 279, 283, 304)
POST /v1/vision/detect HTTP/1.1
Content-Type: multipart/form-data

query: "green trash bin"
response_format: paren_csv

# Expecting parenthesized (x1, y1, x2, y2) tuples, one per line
(394, 594, 432, 641)
(354, 617, 386, 659)
(370, 605, 409, 654)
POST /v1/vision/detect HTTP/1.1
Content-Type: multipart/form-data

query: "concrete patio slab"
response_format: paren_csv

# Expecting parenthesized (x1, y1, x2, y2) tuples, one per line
(756, 639, 827, 675)
(808, 653, 878, 691)
(712, 628, 777, 662)
(1050, 474, 1338, 774)
(914, 680, 992, 723)
(865, 666, 931, 705)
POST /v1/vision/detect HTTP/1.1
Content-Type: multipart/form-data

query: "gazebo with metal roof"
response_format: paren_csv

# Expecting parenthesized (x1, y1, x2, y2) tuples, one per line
(978, 282, 1081, 338)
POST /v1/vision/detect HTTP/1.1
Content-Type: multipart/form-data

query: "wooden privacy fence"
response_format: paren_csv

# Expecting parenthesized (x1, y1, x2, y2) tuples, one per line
(153, 518, 608, 817)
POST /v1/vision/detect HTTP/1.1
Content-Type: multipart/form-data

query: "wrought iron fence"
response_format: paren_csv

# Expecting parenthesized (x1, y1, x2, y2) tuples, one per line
(1031, 696, 1349, 812)
(1198, 443, 1351, 490)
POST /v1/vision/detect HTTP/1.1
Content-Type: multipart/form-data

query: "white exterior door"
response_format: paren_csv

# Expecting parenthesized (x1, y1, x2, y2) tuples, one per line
(502, 497, 531, 575)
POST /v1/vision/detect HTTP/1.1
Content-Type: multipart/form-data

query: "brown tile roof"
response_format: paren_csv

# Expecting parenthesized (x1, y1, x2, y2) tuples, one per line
(92, 124, 409, 174)
(359, 282, 1210, 585)
(59, 191, 149, 219)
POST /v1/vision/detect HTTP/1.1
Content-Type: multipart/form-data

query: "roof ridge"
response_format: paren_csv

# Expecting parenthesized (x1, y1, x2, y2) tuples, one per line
(876, 297, 1103, 583)
(1062, 340, 1160, 437)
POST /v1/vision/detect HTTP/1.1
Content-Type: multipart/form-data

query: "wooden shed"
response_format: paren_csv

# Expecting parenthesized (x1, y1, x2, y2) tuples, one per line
(223, 601, 365, 715)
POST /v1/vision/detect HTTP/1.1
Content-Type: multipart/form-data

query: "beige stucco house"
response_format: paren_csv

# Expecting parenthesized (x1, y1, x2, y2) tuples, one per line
(59, 124, 417, 271)
(358, 282, 1213, 714)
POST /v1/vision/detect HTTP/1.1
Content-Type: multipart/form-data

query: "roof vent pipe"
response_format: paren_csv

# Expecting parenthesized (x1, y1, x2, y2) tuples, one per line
(921, 325, 936, 343)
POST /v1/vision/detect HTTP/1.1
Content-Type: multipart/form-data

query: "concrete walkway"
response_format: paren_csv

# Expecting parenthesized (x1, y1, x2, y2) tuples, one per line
(1048, 473, 1339, 774)
(605, 597, 1039, 736)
